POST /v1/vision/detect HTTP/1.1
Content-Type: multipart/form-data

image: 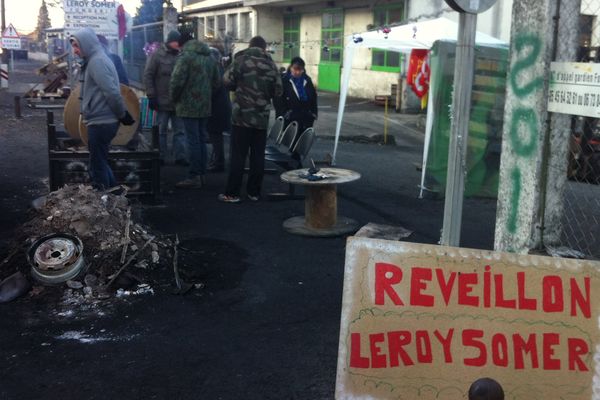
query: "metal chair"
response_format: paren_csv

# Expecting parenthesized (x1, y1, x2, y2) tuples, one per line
(266, 128, 317, 200)
(265, 116, 285, 155)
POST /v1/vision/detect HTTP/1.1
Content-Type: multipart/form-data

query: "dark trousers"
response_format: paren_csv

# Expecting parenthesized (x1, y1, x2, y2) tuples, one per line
(225, 125, 267, 197)
(182, 117, 208, 177)
(208, 129, 225, 169)
(88, 122, 119, 189)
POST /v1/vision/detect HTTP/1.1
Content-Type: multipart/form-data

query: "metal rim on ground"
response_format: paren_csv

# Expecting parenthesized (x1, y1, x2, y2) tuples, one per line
(27, 233, 86, 285)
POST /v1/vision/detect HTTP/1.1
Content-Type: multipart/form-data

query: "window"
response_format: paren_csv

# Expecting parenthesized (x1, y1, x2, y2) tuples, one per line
(240, 12, 252, 41)
(228, 14, 238, 39)
(283, 14, 300, 62)
(206, 16, 215, 39)
(197, 17, 205, 39)
(217, 15, 226, 38)
(372, 4, 405, 72)
(321, 10, 343, 64)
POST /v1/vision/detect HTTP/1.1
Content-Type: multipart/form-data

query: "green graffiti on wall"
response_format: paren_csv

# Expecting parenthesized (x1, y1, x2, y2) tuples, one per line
(507, 33, 543, 235)
(510, 34, 544, 98)
(508, 167, 522, 234)
(509, 108, 539, 157)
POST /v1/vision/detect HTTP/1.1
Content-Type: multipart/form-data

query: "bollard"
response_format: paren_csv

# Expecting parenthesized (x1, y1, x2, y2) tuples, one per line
(468, 378, 504, 400)
(14, 96, 22, 119)
(0, 64, 7, 89)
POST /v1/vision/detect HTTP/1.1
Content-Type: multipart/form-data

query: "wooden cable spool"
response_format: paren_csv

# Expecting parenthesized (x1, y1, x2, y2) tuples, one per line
(63, 84, 140, 146)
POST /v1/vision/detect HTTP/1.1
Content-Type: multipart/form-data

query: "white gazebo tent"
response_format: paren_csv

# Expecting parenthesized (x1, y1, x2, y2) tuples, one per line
(332, 17, 506, 196)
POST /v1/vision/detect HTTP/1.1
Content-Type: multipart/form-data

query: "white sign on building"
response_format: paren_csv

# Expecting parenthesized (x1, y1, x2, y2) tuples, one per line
(63, 0, 120, 39)
(1, 23, 21, 50)
(548, 62, 600, 118)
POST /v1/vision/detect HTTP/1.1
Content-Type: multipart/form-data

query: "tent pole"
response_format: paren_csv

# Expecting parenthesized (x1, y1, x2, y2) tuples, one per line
(440, 12, 477, 247)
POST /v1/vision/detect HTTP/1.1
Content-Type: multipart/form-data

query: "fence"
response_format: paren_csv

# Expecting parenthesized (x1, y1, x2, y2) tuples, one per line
(544, 0, 600, 259)
(123, 21, 164, 85)
(123, 17, 199, 86)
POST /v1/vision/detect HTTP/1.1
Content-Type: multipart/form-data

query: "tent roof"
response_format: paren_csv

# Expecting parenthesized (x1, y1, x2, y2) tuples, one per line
(347, 17, 507, 53)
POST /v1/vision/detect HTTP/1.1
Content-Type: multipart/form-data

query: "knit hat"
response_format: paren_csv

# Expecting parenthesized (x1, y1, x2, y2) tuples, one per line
(166, 30, 181, 44)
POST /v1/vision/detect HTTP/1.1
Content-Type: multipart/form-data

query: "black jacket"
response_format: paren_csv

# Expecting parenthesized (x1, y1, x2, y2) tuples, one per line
(208, 63, 232, 134)
(274, 73, 318, 127)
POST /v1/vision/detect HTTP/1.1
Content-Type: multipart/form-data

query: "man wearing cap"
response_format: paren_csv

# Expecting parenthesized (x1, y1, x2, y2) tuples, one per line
(70, 28, 135, 190)
(143, 30, 188, 165)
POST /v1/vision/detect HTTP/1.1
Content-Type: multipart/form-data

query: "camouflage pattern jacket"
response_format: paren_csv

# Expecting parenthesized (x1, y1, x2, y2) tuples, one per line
(224, 47, 283, 130)
(170, 40, 221, 119)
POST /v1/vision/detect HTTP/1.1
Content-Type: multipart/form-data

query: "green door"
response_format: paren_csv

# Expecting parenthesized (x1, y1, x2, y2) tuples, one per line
(318, 9, 343, 93)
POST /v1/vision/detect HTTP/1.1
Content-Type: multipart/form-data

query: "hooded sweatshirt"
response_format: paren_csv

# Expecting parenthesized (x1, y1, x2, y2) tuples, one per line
(71, 28, 126, 125)
(169, 40, 221, 119)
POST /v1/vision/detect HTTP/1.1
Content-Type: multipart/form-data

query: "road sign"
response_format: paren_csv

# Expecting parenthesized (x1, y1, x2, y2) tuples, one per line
(63, 0, 120, 39)
(1, 23, 21, 50)
(2, 24, 19, 38)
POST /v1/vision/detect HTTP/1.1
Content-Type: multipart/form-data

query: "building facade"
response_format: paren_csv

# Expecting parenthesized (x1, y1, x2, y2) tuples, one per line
(182, 0, 512, 99)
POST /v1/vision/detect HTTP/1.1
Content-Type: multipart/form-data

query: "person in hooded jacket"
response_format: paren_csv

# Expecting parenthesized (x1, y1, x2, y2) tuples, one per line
(206, 46, 232, 173)
(70, 28, 135, 190)
(143, 30, 188, 165)
(170, 35, 221, 188)
(274, 56, 318, 136)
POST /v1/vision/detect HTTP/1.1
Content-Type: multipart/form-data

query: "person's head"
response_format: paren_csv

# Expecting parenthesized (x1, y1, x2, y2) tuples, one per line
(289, 56, 305, 78)
(166, 30, 181, 50)
(179, 32, 194, 48)
(70, 28, 100, 59)
(468, 378, 504, 400)
(249, 36, 267, 50)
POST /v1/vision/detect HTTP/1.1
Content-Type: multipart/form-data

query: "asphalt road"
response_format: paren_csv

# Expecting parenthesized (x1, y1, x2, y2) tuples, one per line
(0, 59, 496, 400)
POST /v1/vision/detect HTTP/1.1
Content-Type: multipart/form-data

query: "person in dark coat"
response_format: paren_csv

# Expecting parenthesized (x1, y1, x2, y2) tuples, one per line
(143, 30, 187, 165)
(96, 34, 129, 86)
(274, 56, 318, 135)
(207, 47, 232, 173)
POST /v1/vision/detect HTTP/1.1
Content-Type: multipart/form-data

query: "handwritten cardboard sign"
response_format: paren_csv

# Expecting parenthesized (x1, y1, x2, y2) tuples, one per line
(336, 238, 600, 400)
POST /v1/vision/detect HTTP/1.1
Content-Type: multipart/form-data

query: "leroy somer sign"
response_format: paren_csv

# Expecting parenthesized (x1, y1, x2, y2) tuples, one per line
(336, 239, 600, 400)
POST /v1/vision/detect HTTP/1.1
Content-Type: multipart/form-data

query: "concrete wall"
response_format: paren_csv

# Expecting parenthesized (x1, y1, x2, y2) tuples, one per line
(256, 7, 285, 63)
(183, 0, 240, 12)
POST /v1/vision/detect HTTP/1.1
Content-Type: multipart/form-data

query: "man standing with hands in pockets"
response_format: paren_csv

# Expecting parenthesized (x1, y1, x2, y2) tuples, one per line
(70, 28, 135, 190)
(218, 36, 282, 203)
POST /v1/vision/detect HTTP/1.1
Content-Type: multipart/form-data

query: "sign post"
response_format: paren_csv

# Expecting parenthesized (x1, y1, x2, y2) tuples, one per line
(336, 238, 600, 399)
(1, 23, 20, 72)
(0, 63, 8, 89)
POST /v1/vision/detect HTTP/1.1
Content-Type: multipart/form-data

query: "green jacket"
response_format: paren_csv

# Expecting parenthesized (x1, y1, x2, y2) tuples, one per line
(224, 47, 283, 130)
(170, 40, 221, 119)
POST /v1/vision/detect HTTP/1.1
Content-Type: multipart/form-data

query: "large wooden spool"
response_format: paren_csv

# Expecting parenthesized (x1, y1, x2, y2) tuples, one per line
(63, 84, 140, 146)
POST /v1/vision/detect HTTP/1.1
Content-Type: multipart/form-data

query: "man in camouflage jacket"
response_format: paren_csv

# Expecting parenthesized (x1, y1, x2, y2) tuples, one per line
(170, 36, 221, 188)
(219, 36, 283, 202)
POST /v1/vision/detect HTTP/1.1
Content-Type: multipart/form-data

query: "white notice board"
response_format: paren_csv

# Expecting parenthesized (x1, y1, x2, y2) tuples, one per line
(548, 62, 600, 118)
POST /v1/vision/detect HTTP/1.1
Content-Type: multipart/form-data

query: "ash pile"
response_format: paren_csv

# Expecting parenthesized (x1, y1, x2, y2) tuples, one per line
(0, 185, 175, 304)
